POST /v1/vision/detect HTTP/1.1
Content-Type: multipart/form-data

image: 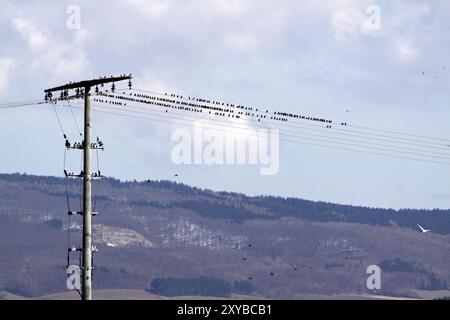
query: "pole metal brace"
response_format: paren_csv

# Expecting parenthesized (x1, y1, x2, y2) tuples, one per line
(68, 211, 98, 216)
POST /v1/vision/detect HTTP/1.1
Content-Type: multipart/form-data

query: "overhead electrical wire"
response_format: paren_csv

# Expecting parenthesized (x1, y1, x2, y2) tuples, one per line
(126, 88, 450, 144)
(6, 90, 447, 166)
(67, 101, 83, 138)
(52, 103, 66, 139)
(87, 106, 450, 166)
(110, 89, 450, 149)
(61, 102, 450, 166)
(89, 101, 450, 161)
(0, 100, 45, 109)
(93, 93, 450, 155)
(67, 93, 450, 160)
(65, 92, 450, 158)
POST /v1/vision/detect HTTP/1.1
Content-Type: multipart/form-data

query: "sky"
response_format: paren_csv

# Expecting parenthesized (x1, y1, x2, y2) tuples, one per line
(1, 0, 450, 209)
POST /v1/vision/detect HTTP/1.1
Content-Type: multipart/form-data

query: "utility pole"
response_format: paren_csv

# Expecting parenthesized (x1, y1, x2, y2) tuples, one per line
(44, 75, 132, 300)
(82, 85, 93, 300)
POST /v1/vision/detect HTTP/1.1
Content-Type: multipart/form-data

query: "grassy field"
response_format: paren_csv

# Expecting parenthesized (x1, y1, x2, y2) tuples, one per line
(1, 289, 425, 300)
(414, 290, 450, 300)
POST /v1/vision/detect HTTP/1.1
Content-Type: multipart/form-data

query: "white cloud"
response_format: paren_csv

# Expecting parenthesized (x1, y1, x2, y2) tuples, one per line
(11, 16, 47, 50)
(330, 7, 379, 44)
(117, 0, 169, 18)
(135, 70, 179, 94)
(10, 15, 90, 79)
(204, 0, 250, 17)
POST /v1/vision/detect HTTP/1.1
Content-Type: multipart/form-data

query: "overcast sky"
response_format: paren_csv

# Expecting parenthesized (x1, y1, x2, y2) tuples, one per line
(1, 0, 450, 209)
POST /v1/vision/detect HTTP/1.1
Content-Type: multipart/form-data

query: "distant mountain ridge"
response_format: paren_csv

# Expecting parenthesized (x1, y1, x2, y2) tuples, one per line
(2, 173, 447, 233)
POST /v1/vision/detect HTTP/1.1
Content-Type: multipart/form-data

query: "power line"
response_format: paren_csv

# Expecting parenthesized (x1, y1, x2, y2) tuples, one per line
(0, 100, 44, 109)
(62, 102, 450, 166)
(89, 95, 450, 156)
(110, 90, 450, 148)
(91, 103, 450, 161)
(127, 88, 450, 143)
(52, 103, 66, 139)
(67, 101, 83, 138)
(65, 96, 450, 161)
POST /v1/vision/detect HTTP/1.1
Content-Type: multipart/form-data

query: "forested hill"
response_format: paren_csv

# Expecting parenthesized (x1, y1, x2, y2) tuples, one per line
(1, 173, 449, 234)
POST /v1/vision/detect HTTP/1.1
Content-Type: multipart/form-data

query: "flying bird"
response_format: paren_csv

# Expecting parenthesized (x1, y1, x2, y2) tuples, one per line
(417, 224, 430, 233)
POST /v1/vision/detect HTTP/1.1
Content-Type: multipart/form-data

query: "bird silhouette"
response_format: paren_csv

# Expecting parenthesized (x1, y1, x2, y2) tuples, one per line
(417, 224, 430, 233)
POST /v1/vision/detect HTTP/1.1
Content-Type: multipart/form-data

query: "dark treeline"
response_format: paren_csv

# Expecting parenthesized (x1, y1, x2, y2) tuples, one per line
(379, 258, 448, 290)
(146, 277, 254, 297)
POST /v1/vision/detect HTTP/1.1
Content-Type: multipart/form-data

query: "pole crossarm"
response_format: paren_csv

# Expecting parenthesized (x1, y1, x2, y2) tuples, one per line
(44, 74, 132, 93)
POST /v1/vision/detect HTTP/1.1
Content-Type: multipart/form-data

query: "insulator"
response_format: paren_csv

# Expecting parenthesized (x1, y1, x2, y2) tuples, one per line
(111, 82, 115, 93)
(128, 79, 132, 89)
(60, 91, 64, 99)
(95, 86, 99, 94)
(75, 88, 80, 95)
(44, 93, 49, 102)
